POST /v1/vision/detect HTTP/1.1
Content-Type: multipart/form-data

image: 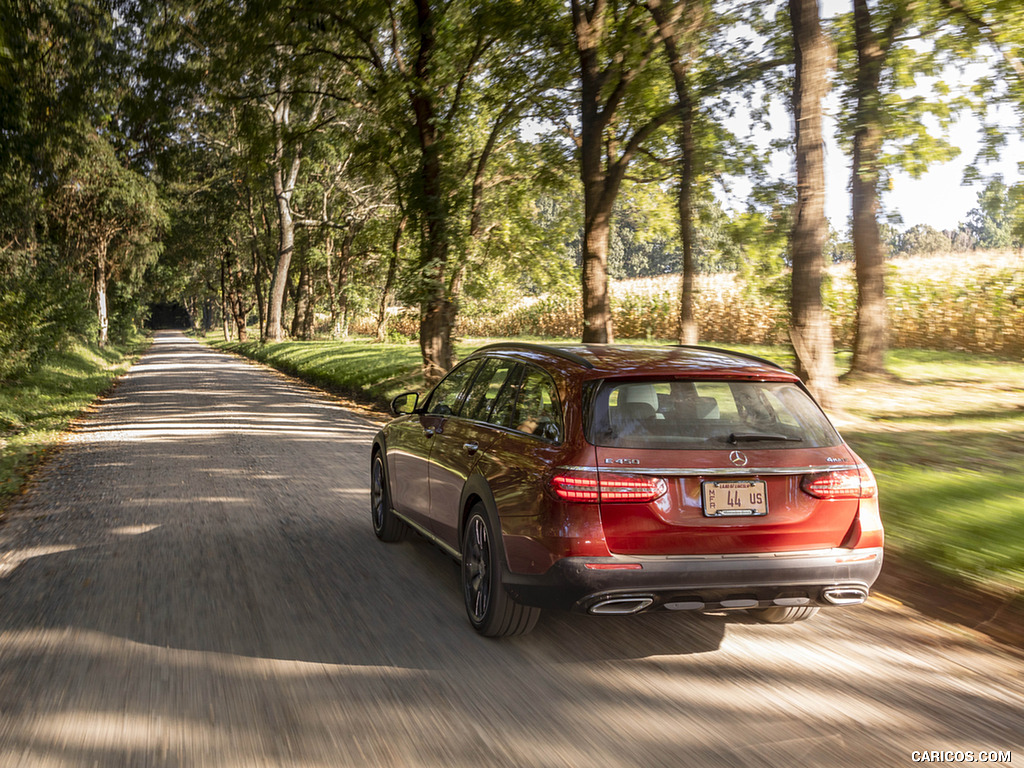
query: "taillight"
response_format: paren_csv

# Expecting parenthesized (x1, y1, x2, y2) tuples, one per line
(551, 472, 667, 504)
(802, 466, 877, 499)
(600, 475, 668, 502)
(550, 474, 600, 502)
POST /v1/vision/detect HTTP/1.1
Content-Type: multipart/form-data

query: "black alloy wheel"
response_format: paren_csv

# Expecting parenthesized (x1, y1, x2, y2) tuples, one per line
(370, 452, 404, 542)
(461, 503, 539, 637)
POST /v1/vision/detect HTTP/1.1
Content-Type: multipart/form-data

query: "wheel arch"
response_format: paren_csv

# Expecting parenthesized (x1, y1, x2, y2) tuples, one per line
(458, 474, 503, 561)
(370, 433, 391, 493)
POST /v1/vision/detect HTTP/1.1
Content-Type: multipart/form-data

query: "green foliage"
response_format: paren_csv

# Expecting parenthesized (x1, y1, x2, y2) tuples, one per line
(966, 177, 1023, 249)
(897, 224, 953, 255)
(0, 246, 96, 381)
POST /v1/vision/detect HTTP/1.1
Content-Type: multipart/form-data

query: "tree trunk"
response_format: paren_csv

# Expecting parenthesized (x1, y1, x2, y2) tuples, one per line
(325, 235, 340, 338)
(789, 0, 838, 408)
(252, 253, 265, 342)
(264, 83, 312, 343)
(420, 299, 453, 380)
(581, 211, 613, 343)
(645, 0, 701, 345)
(376, 216, 406, 342)
(246, 190, 267, 341)
(291, 260, 311, 340)
(677, 100, 698, 346)
(232, 269, 251, 343)
(576, 0, 614, 344)
(849, 0, 890, 377)
(95, 246, 109, 349)
(267, 180, 295, 342)
(220, 261, 232, 343)
(202, 298, 215, 334)
(412, 0, 454, 378)
(336, 228, 360, 340)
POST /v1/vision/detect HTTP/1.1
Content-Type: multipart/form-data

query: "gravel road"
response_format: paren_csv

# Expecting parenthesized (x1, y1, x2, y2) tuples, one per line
(0, 330, 1021, 767)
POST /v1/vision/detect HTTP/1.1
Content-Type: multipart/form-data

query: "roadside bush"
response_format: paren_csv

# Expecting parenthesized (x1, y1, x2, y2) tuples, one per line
(0, 249, 95, 381)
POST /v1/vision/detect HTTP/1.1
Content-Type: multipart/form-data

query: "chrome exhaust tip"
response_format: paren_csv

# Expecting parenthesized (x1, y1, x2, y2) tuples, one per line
(822, 586, 868, 605)
(589, 597, 655, 615)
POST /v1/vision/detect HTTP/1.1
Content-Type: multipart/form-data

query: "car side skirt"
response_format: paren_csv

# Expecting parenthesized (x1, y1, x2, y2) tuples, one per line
(392, 508, 462, 562)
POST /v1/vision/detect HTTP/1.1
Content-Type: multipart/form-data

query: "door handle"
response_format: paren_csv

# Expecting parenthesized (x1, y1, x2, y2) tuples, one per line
(463, 442, 479, 455)
(424, 428, 435, 438)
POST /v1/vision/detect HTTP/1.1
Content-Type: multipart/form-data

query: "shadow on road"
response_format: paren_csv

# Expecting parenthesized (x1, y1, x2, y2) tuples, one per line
(1, 332, 1019, 767)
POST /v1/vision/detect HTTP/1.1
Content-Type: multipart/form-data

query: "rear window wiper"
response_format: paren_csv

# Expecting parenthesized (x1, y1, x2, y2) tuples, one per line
(725, 432, 804, 444)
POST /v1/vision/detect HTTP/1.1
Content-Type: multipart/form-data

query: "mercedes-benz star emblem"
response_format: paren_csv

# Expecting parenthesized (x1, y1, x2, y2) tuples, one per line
(729, 450, 748, 467)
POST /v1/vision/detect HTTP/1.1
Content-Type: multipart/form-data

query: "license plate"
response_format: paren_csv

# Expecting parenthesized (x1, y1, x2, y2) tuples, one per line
(702, 480, 768, 517)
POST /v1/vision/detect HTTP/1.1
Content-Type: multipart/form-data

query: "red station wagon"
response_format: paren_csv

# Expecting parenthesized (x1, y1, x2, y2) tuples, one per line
(370, 344, 883, 637)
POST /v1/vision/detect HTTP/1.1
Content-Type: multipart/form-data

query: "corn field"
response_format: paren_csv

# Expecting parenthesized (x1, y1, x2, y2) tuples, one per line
(353, 251, 1024, 357)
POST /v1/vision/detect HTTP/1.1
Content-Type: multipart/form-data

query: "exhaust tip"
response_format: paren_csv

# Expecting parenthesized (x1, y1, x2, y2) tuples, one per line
(823, 586, 868, 605)
(589, 597, 654, 615)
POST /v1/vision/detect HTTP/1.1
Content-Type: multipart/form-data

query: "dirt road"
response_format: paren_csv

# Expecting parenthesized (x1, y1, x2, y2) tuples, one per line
(1, 331, 1020, 767)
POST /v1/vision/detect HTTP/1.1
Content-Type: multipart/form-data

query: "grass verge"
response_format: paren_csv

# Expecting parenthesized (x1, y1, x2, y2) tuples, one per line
(0, 335, 149, 511)
(208, 333, 1024, 595)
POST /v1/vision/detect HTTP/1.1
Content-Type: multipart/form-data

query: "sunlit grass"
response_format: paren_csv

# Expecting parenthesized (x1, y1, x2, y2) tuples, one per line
(0, 336, 148, 508)
(871, 468, 1024, 589)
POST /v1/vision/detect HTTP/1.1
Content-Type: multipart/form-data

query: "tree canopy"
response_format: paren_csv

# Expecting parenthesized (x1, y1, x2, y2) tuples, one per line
(2, 0, 1021, 384)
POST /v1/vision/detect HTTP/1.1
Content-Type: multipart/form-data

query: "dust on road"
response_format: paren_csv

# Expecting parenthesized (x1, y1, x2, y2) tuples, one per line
(0, 331, 1020, 767)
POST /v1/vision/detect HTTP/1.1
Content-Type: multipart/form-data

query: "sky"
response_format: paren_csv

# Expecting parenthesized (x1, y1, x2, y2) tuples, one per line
(819, 105, 1023, 232)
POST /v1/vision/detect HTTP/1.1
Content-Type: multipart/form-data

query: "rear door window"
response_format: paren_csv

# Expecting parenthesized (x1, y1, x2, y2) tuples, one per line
(589, 379, 840, 449)
(512, 366, 563, 443)
(488, 365, 523, 429)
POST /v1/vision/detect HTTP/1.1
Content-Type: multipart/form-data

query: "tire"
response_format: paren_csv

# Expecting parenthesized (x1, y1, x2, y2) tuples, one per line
(370, 451, 405, 542)
(461, 503, 540, 637)
(749, 605, 820, 624)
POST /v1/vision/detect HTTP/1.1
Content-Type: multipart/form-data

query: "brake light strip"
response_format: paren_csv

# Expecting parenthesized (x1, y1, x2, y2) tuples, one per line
(556, 464, 861, 476)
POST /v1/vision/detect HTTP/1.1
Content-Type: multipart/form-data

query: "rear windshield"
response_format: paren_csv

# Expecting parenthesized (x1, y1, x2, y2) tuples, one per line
(588, 379, 841, 449)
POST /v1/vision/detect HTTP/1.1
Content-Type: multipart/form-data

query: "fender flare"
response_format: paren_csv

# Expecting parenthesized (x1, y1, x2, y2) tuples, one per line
(458, 473, 509, 570)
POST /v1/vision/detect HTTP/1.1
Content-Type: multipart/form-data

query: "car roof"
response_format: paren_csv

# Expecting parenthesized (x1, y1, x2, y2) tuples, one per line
(467, 343, 799, 381)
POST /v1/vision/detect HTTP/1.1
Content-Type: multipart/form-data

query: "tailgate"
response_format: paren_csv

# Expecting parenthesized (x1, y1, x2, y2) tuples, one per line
(594, 446, 860, 556)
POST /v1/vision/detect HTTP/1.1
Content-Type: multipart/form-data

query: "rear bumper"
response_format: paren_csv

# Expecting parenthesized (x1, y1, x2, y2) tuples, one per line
(502, 547, 883, 614)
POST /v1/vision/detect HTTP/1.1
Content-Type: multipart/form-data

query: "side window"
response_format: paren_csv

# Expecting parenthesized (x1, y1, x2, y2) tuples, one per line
(513, 366, 563, 442)
(425, 360, 481, 416)
(488, 365, 523, 429)
(463, 358, 518, 423)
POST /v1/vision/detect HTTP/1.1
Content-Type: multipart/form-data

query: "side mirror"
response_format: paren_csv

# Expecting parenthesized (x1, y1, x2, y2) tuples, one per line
(391, 392, 420, 416)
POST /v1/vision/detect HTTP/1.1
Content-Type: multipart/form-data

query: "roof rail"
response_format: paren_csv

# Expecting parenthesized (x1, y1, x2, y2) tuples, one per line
(673, 344, 785, 371)
(471, 342, 594, 369)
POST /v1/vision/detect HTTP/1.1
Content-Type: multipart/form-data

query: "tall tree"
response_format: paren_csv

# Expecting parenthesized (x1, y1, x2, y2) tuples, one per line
(316, 0, 567, 376)
(0, 0, 120, 368)
(938, 0, 1024, 240)
(571, 0, 679, 342)
(642, 0, 781, 344)
(789, 0, 838, 406)
(835, 0, 963, 378)
(50, 134, 165, 347)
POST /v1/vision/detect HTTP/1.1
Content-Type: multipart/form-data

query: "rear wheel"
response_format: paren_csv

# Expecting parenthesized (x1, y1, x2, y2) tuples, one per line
(749, 605, 820, 624)
(461, 504, 540, 637)
(370, 452, 405, 542)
